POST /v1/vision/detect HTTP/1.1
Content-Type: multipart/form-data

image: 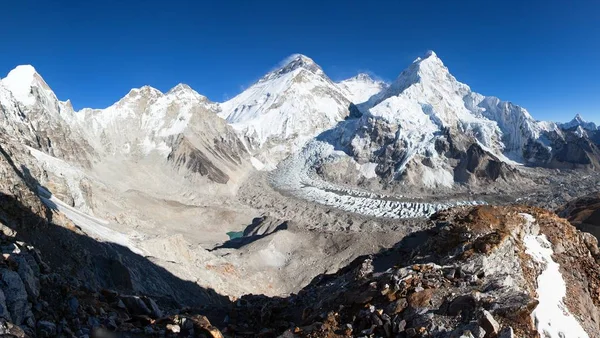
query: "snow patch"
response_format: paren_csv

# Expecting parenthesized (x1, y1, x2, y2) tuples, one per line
(523, 215, 589, 338)
(357, 162, 378, 179)
(250, 157, 266, 170)
(38, 188, 146, 256)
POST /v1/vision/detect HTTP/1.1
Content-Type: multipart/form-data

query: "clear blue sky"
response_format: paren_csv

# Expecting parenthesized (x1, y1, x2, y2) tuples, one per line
(1, 0, 599, 123)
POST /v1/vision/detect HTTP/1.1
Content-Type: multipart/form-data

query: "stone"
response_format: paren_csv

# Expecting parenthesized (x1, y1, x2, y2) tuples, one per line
(67, 296, 79, 315)
(0, 269, 29, 325)
(14, 256, 39, 300)
(498, 326, 515, 338)
(393, 318, 406, 333)
(166, 324, 180, 333)
(1, 244, 20, 255)
(0, 288, 10, 322)
(37, 320, 57, 337)
(120, 295, 151, 316)
(386, 298, 408, 315)
(180, 317, 194, 331)
(407, 289, 433, 309)
(144, 326, 154, 335)
(0, 319, 27, 337)
(479, 310, 500, 338)
(142, 296, 163, 318)
(189, 315, 224, 338)
(447, 295, 477, 316)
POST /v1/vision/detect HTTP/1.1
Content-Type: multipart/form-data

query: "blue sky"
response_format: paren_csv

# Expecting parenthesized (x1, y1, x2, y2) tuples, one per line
(1, 0, 599, 123)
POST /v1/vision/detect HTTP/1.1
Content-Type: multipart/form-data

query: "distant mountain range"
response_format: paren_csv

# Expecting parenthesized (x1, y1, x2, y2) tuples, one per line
(1, 51, 598, 191)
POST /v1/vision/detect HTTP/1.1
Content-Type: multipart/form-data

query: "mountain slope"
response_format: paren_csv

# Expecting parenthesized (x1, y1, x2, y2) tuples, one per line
(76, 83, 251, 185)
(219, 54, 357, 166)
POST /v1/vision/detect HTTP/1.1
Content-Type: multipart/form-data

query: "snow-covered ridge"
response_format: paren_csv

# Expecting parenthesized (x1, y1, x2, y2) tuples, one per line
(522, 213, 589, 338)
(337, 73, 388, 104)
(336, 50, 566, 187)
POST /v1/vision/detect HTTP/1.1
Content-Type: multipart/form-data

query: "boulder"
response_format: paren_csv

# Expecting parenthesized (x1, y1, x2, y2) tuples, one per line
(37, 320, 56, 337)
(479, 310, 500, 338)
(0, 269, 29, 325)
(14, 256, 39, 301)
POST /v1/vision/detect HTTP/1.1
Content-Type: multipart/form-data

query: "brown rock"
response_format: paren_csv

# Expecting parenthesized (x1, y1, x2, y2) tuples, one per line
(479, 310, 500, 338)
(407, 289, 433, 309)
(189, 315, 224, 338)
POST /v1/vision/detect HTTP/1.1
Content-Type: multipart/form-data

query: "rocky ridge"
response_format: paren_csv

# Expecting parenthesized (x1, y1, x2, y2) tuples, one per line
(224, 205, 600, 337)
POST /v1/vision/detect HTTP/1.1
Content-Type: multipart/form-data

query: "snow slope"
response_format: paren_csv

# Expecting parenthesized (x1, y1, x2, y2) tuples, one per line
(522, 213, 589, 338)
(337, 73, 387, 104)
(219, 54, 354, 164)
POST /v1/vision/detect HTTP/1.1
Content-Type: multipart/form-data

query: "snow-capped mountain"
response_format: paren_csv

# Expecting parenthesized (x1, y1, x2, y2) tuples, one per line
(0, 64, 251, 189)
(76, 83, 250, 185)
(218, 54, 357, 166)
(294, 51, 600, 190)
(560, 114, 598, 131)
(0, 65, 95, 165)
(337, 73, 387, 104)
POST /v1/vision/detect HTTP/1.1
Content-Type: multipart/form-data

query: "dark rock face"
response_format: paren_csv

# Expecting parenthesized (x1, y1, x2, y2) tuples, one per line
(167, 135, 231, 184)
(557, 192, 600, 240)
(530, 128, 600, 169)
(453, 143, 516, 183)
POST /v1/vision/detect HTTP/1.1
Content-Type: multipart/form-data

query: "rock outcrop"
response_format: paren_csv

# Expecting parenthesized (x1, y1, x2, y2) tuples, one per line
(224, 206, 600, 337)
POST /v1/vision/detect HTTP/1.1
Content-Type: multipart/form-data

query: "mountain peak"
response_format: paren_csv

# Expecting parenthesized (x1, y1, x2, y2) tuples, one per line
(4, 64, 38, 80)
(347, 73, 380, 83)
(167, 83, 193, 94)
(369, 50, 452, 106)
(120, 85, 163, 103)
(261, 54, 324, 82)
(2, 64, 54, 106)
(560, 113, 598, 131)
(355, 73, 372, 81)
